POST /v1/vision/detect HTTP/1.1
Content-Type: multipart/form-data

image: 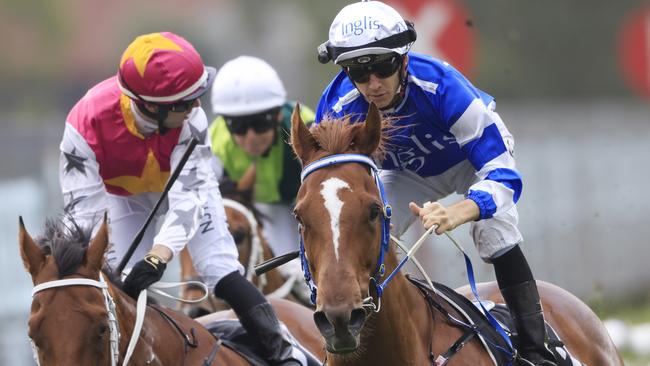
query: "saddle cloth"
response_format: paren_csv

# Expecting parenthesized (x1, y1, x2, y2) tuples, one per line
(407, 276, 584, 366)
(203, 319, 321, 366)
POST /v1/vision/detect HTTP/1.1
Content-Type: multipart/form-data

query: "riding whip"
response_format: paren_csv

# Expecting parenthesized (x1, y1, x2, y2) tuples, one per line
(254, 250, 299, 276)
(114, 137, 199, 275)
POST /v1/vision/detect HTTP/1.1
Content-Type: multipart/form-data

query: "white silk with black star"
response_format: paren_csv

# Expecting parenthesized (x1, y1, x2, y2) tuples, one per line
(60, 107, 229, 257)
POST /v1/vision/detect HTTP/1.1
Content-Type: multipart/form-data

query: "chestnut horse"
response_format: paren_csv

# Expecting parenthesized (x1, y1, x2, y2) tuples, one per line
(20, 216, 324, 365)
(179, 180, 301, 316)
(289, 103, 622, 366)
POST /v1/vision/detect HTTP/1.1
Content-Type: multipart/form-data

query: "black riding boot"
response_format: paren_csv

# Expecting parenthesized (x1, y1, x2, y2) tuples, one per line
(493, 246, 558, 366)
(214, 271, 302, 366)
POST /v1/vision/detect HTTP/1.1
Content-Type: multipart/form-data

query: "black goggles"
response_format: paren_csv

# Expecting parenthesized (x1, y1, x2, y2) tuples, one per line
(162, 99, 198, 113)
(343, 55, 403, 83)
(225, 108, 280, 135)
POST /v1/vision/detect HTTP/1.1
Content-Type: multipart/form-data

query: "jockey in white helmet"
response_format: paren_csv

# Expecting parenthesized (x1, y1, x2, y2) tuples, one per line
(315, 2, 558, 365)
(209, 56, 315, 304)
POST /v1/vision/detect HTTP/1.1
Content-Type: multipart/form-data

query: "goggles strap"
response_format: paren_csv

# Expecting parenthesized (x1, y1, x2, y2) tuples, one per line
(156, 107, 169, 135)
(320, 21, 417, 64)
(380, 59, 408, 111)
(134, 102, 169, 135)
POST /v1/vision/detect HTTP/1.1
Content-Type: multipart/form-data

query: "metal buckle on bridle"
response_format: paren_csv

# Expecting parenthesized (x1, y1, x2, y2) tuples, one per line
(363, 277, 382, 313)
(383, 204, 392, 219)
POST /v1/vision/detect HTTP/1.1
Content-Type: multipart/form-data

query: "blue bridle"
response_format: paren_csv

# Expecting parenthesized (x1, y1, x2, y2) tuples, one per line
(298, 153, 393, 305)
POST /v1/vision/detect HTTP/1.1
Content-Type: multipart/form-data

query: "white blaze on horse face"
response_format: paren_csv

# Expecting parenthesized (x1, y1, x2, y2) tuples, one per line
(320, 177, 351, 261)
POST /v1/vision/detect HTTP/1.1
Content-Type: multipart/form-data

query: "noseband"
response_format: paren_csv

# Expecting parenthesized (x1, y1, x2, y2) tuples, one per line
(298, 153, 393, 308)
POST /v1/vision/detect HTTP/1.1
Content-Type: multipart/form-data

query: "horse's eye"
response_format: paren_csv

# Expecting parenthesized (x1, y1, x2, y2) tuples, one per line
(369, 204, 381, 221)
(231, 230, 247, 245)
(293, 211, 303, 225)
(98, 324, 108, 339)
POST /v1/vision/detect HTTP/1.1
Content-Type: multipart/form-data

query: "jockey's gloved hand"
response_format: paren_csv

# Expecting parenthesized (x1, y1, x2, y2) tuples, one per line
(122, 254, 167, 300)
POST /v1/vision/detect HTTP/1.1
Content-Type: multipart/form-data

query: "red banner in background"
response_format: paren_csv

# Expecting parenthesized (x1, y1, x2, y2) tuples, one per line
(618, 5, 650, 100)
(386, 0, 476, 77)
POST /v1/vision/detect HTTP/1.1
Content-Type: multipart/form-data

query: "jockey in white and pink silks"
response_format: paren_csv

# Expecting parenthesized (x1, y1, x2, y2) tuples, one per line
(59, 31, 308, 366)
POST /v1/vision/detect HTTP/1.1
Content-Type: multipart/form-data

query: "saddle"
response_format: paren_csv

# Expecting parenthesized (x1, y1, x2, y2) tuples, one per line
(203, 319, 321, 366)
(407, 276, 583, 366)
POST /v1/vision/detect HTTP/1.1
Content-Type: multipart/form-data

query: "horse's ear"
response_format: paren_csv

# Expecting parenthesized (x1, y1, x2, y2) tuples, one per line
(354, 102, 382, 155)
(18, 216, 45, 278)
(86, 213, 109, 270)
(291, 103, 318, 163)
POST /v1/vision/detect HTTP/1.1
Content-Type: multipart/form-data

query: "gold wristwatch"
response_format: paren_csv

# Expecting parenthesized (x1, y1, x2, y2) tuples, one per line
(144, 253, 167, 268)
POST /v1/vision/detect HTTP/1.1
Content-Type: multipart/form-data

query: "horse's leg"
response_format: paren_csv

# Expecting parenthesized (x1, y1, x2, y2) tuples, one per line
(456, 281, 624, 366)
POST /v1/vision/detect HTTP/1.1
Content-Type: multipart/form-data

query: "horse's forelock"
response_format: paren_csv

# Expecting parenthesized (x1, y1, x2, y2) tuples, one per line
(309, 114, 395, 161)
(36, 216, 94, 278)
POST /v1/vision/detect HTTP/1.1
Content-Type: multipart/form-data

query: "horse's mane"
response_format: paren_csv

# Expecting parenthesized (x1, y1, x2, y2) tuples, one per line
(310, 114, 397, 161)
(35, 216, 93, 278)
(33, 215, 122, 283)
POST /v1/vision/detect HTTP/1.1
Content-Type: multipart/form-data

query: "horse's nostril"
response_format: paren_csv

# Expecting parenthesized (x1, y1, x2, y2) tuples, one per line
(349, 308, 366, 332)
(314, 311, 335, 337)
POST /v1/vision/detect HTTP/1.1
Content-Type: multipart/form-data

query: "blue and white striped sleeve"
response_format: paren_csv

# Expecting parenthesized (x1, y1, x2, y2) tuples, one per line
(316, 71, 363, 123)
(315, 93, 330, 123)
(439, 71, 522, 220)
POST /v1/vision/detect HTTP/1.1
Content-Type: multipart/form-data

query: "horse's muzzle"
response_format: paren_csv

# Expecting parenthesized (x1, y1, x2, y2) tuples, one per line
(314, 306, 366, 353)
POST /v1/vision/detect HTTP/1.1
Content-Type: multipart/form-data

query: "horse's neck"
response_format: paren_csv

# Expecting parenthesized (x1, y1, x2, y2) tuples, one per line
(361, 273, 494, 366)
(259, 230, 275, 264)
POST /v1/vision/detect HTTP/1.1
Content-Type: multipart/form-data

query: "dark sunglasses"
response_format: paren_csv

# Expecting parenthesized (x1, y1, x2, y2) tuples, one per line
(164, 99, 197, 113)
(225, 109, 279, 135)
(344, 56, 402, 83)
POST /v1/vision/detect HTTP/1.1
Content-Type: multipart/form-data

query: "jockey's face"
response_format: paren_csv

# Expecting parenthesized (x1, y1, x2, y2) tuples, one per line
(230, 110, 280, 156)
(351, 56, 407, 109)
(232, 127, 276, 156)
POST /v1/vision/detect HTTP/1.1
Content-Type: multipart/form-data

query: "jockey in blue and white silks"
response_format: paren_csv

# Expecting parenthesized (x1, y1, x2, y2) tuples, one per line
(315, 2, 557, 365)
(317, 52, 521, 235)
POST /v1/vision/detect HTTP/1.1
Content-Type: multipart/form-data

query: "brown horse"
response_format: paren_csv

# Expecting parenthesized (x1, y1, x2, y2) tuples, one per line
(179, 180, 300, 316)
(20, 216, 324, 365)
(289, 103, 623, 366)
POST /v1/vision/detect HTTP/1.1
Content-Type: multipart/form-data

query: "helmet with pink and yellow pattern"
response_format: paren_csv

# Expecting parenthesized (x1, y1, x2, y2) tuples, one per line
(118, 32, 215, 104)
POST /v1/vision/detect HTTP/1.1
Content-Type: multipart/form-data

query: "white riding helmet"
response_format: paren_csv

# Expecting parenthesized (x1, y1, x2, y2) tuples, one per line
(319, 1, 416, 65)
(211, 56, 287, 116)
